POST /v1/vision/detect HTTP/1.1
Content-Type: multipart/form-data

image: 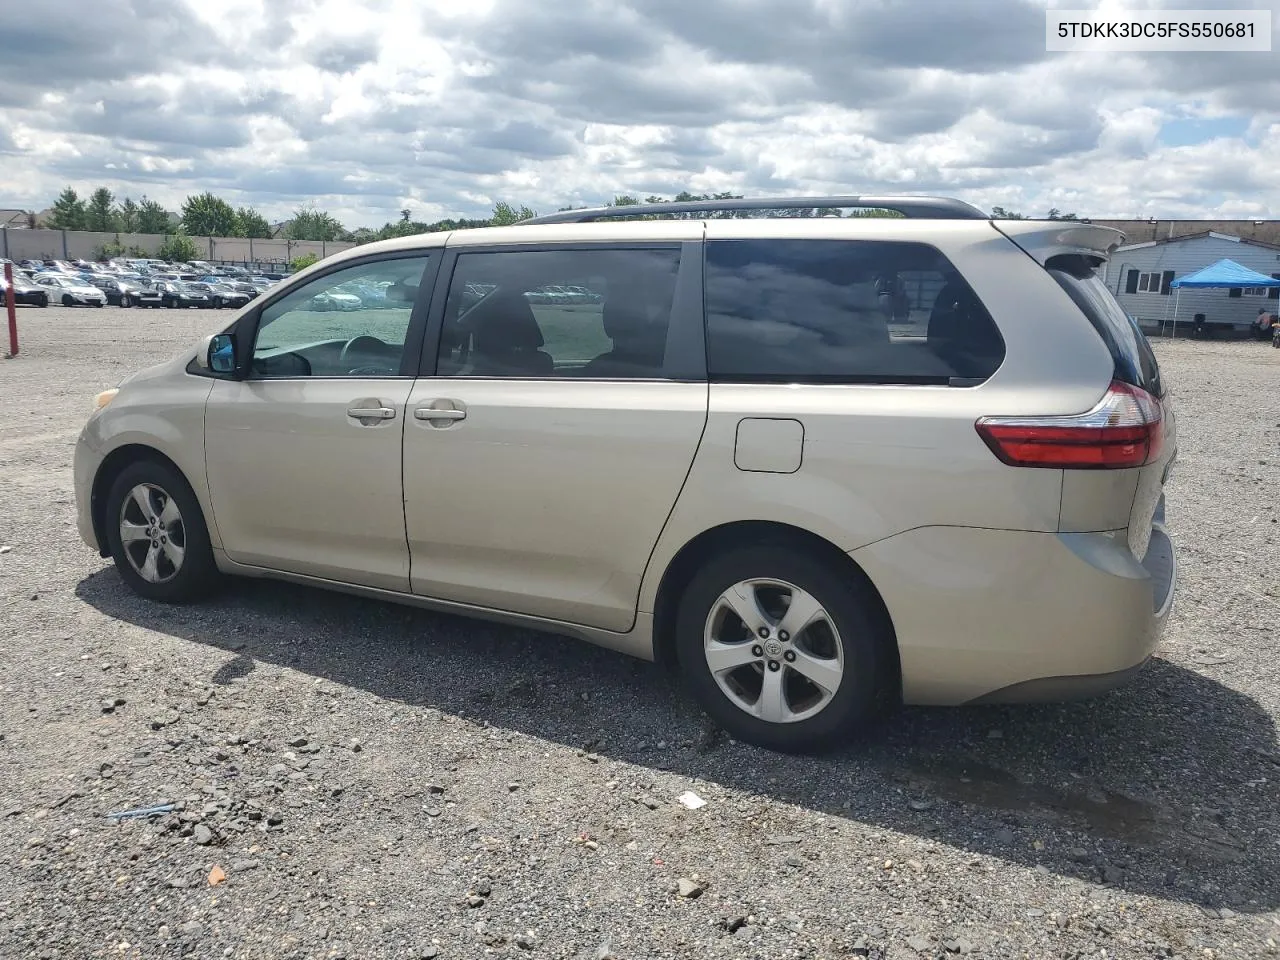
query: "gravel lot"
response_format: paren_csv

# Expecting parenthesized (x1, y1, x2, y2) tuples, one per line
(1, 305, 1278, 960)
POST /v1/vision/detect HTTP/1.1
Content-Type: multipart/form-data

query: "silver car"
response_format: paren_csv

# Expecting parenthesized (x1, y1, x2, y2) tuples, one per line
(73, 195, 1177, 753)
(35, 273, 107, 307)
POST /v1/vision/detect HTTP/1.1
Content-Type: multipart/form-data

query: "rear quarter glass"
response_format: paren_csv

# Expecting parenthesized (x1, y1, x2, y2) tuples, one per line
(703, 238, 1006, 385)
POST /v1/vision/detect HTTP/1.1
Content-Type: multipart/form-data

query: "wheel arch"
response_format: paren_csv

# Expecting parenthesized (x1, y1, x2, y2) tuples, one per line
(650, 520, 901, 701)
(91, 445, 192, 558)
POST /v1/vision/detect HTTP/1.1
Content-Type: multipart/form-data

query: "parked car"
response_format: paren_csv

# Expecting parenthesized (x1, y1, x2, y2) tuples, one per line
(91, 277, 148, 307)
(134, 283, 166, 309)
(309, 289, 362, 311)
(0, 273, 50, 307)
(154, 281, 213, 309)
(72, 195, 1178, 754)
(187, 281, 251, 309)
(198, 276, 260, 299)
(34, 273, 106, 306)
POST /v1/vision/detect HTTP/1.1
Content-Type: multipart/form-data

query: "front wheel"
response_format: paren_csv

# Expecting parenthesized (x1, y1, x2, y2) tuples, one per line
(62, 294, 74, 307)
(104, 459, 220, 603)
(675, 544, 891, 753)
(120, 295, 132, 308)
(212, 297, 223, 309)
(37, 294, 48, 307)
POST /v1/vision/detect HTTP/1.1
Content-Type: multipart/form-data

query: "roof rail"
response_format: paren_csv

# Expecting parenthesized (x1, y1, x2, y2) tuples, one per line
(522, 195, 989, 225)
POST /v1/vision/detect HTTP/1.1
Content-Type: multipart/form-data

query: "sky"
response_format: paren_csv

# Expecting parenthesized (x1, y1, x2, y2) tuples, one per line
(1, 0, 1278, 229)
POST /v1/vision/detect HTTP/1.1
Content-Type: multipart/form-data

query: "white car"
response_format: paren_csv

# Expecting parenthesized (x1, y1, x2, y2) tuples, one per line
(34, 274, 106, 307)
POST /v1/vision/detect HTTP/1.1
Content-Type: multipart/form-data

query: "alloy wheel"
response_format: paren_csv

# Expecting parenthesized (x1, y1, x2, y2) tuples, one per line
(703, 578, 844, 723)
(118, 483, 186, 584)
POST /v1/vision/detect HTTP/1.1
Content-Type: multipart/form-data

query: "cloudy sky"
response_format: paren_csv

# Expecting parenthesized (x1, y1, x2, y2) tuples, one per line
(2, 0, 1278, 229)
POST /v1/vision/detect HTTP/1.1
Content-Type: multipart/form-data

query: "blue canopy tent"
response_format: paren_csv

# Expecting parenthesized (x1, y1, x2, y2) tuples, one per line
(1163, 258, 1280, 337)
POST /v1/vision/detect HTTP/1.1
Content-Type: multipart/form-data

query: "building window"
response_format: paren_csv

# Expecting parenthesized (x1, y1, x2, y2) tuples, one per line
(1242, 287, 1268, 296)
(1136, 272, 1161, 292)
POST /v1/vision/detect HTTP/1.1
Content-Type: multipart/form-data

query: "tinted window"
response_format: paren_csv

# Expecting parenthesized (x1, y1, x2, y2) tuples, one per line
(1049, 259, 1162, 397)
(704, 239, 1005, 384)
(250, 256, 430, 379)
(438, 248, 681, 378)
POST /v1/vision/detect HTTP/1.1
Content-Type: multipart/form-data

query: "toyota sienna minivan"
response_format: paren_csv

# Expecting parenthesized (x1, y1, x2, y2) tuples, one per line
(74, 196, 1176, 752)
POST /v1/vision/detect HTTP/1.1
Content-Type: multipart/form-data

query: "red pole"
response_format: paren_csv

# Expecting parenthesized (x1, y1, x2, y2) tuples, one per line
(4, 262, 17, 358)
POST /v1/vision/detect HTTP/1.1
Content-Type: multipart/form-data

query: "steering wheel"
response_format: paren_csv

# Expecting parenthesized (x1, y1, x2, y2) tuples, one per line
(339, 335, 396, 376)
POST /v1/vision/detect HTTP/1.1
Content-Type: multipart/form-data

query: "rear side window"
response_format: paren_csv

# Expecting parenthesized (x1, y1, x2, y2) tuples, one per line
(1048, 258, 1163, 398)
(704, 239, 1005, 384)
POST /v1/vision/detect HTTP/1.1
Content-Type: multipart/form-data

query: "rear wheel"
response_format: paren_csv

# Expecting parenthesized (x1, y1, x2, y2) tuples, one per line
(212, 296, 223, 309)
(104, 459, 219, 603)
(675, 544, 890, 753)
(120, 295, 132, 308)
(37, 293, 48, 307)
(62, 294, 74, 306)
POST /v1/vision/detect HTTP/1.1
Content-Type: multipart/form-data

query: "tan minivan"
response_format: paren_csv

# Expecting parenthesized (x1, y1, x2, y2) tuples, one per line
(74, 196, 1177, 752)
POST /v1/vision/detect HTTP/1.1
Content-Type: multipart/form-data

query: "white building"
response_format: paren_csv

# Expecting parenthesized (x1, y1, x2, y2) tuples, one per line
(1101, 231, 1280, 333)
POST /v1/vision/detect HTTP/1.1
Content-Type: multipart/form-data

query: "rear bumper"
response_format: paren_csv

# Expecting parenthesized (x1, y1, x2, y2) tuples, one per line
(851, 518, 1177, 706)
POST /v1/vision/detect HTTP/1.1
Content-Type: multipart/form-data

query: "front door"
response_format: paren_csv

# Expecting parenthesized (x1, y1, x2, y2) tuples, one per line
(205, 253, 434, 591)
(402, 239, 708, 632)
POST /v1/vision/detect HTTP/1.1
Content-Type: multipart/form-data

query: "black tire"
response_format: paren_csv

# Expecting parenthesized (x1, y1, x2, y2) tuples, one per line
(93, 301, 103, 308)
(120, 295, 132, 308)
(104, 458, 220, 603)
(62, 294, 74, 306)
(674, 544, 890, 753)
(165, 299, 175, 308)
(212, 297, 223, 309)
(37, 294, 48, 307)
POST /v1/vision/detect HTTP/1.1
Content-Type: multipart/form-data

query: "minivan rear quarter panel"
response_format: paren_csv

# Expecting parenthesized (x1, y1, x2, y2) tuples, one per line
(639, 220, 1119, 620)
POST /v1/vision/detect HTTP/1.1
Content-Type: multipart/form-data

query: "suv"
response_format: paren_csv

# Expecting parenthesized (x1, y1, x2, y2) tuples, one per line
(73, 196, 1177, 753)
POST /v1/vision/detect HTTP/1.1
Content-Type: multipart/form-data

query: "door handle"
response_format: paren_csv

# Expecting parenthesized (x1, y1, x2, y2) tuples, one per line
(414, 407, 466, 422)
(347, 406, 396, 420)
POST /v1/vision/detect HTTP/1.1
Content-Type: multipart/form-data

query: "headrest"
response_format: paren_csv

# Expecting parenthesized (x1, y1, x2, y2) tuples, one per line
(470, 290, 544, 351)
(603, 297, 665, 342)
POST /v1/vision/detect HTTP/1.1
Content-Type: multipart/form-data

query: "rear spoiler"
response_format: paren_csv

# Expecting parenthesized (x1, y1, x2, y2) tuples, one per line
(990, 220, 1127, 266)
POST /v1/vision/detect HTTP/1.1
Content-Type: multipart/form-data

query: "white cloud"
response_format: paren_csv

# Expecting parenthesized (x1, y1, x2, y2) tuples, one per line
(0, 0, 1277, 227)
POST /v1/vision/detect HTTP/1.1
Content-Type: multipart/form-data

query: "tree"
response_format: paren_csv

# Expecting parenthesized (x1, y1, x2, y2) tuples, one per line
(286, 206, 345, 241)
(47, 187, 87, 230)
(235, 207, 272, 239)
(117, 197, 140, 233)
(137, 198, 172, 234)
(85, 188, 118, 232)
(182, 192, 239, 236)
(489, 201, 536, 226)
(1046, 208, 1080, 221)
(399, 208, 412, 222)
(991, 206, 1025, 219)
(158, 231, 200, 263)
(289, 252, 320, 272)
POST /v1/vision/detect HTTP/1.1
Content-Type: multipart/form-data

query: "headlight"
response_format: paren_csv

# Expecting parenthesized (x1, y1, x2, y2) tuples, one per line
(94, 388, 118, 411)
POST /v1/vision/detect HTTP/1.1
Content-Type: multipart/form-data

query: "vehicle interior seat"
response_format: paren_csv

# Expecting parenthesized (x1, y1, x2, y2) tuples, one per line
(579, 298, 669, 377)
(466, 289, 554, 376)
(927, 278, 1003, 378)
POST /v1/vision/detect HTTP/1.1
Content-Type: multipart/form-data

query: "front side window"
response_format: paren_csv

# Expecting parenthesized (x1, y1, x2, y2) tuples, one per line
(437, 247, 681, 378)
(250, 256, 430, 378)
(704, 239, 1005, 384)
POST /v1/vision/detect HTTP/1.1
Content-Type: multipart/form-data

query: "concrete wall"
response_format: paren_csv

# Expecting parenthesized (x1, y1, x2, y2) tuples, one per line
(1092, 219, 1280, 246)
(0, 229, 356, 265)
(1100, 234, 1280, 331)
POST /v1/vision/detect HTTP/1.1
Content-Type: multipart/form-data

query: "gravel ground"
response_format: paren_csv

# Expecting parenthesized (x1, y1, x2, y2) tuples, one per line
(1, 305, 1278, 960)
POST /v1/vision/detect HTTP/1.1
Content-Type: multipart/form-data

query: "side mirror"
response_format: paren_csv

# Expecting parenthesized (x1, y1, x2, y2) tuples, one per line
(196, 333, 238, 375)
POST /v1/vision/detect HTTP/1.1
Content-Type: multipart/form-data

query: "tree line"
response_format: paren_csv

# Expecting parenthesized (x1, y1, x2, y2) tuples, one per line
(33, 185, 1081, 246)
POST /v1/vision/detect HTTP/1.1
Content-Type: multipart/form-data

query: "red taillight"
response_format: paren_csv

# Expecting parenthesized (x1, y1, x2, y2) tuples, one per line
(976, 381, 1163, 469)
